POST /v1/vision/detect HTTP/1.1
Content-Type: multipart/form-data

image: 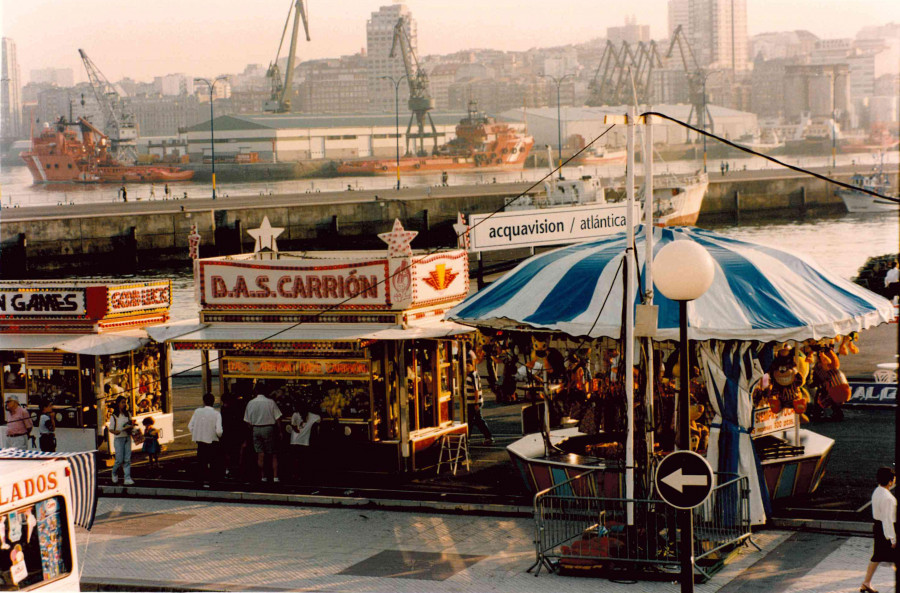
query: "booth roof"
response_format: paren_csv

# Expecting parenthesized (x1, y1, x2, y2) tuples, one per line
(164, 320, 474, 345)
(0, 330, 148, 355)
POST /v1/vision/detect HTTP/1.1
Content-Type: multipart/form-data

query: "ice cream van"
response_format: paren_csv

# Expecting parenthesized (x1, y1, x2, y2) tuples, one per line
(0, 458, 82, 591)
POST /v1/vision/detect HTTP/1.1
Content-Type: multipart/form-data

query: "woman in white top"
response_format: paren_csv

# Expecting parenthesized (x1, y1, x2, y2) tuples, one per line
(107, 396, 135, 486)
(861, 466, 896, 593)
(290, 401, 320, 483)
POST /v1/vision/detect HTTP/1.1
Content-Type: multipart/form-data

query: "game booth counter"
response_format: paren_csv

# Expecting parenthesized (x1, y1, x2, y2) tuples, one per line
(150, 219, 475, 473)
(0, 281, 175, 454)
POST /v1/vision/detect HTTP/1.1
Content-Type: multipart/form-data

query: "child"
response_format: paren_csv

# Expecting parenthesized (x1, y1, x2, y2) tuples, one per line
(142, 417, 161, 471)
(38, 399, 56, 452)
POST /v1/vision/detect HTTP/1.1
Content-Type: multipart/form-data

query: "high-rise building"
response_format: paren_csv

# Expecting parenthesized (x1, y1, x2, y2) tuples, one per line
(607, 16, 650, 45)
(687, 0, 748, 72)
(30, 68, 75, 88)
(367, 3, 415, 112)
(1, 37, 23, 139)
(667, 0, 690, 40)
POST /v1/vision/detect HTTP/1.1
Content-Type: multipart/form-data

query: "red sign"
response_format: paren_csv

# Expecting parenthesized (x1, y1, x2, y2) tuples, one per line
(223, 358, 370, 378)
(0, 471, 59, 506)
(107, 283, 171, 315)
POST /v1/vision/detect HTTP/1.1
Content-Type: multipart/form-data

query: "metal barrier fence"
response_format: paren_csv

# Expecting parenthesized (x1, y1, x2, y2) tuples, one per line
(530, 470, 752, 578)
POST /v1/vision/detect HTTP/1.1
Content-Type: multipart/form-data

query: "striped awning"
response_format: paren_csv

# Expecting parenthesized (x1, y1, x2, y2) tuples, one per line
(0, 448, 99, 530)
(450, 226, 895, 342)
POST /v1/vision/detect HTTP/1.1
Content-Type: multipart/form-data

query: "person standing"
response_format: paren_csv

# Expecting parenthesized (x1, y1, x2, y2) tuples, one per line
(289, 401, 320, 483)
(141, 417, 161, 472)
(38, 400, 56, 452)
(164, 183, 170, 199)
(4, 398, 33, 449)
(107, 396, 135, 485)
(883, 260, 899, 301)
(120, 185, 128, 202)
(861, 467, 897, 593)
(465, 350, 493, 445)
(188, 392, 223, 488)
(220, 392, 247, 479)
(243, 388, 283, 483)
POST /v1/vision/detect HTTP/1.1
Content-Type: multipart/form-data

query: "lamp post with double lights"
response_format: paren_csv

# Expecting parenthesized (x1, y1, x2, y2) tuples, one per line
(540, 73, 573, 179)
(653, 239, 716, 593)
(194, 76, 229, 199)
(381, 75, 408, 191)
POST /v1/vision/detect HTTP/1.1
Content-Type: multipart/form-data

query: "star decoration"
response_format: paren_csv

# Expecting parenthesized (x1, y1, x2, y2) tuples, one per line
(452, 212, 470, 250)
(378, 219, 418, 257)
(247, 216, 284, 253)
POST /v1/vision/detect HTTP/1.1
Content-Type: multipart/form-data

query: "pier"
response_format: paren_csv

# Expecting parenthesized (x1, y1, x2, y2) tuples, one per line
(0, 165, 892, 276)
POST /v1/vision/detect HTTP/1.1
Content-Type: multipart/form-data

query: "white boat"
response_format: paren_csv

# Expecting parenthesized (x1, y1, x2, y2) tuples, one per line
(836, 172, 897, 213)
(650, 172, 709, 226)
(507, 174, 606, 211)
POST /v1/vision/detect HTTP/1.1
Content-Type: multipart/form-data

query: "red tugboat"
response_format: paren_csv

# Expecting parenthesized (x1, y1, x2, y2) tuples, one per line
(20, 117, 194, 183)
(337, 101, 534, 175)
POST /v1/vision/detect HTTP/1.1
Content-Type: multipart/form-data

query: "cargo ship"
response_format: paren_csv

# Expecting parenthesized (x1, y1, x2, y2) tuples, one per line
(336, 102, 534, 176)
(20, 117, 194, 184)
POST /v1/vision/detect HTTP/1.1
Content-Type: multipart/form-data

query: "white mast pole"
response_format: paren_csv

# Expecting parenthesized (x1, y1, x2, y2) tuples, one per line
(644, 115, 655, 460)
(625, 106, 636, 525)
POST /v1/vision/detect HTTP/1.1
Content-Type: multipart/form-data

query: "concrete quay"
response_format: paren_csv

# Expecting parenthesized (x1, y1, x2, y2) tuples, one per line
(1, 164, 890, 276)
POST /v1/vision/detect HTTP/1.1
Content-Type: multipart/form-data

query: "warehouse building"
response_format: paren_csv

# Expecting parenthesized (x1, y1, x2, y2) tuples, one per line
(183, 111, 494, 162)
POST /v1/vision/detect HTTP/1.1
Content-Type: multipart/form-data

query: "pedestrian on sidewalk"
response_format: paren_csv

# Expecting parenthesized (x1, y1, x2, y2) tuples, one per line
(465, 350, 493, 445)
(120, 185, 128, 202)
(4, 397, 33, 449)
(107, 396, 135, 485)
(38, 399, 56, 452)
(860, 466, 896, 593)
(141, 417, 161, 471)
(883, 260, 899, 302)
(243, 388, 283, 483)
(220, 392, 247, 479)
(188, 392, 223, 488)
(289, 400, 320, 483)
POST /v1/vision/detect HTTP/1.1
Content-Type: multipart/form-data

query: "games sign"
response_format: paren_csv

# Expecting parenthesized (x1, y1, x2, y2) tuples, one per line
(0, 288, 87, 317)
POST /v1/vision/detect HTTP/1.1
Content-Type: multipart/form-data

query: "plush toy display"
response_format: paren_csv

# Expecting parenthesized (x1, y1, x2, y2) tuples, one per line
(689, 401, 710, 452)
(837, 333, 860, 356)
(527, 335, 565, 383)
(764, 346, 811, 421)
(812, 345, 851, 407)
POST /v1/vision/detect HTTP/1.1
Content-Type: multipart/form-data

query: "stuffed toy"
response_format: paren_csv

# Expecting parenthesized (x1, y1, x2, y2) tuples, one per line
(527, 335, 565, 383)
(812, 343, 851, 407)
(689, 401, 710, 452)
(837, 333, 860, 356)
(765, 346, 811, 420)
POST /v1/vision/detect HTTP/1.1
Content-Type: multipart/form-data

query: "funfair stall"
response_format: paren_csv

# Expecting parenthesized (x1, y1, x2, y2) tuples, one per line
(156, 219, 474, 473)
(0, 281, 174, 453)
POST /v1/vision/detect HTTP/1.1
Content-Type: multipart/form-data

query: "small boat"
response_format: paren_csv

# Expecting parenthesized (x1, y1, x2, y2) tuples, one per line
(651, 172, 709, 226)
(836, 170, 897, 213)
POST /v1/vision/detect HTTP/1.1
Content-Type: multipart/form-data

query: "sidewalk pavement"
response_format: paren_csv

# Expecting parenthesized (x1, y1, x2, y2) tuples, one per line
(76, 497, 896, 593)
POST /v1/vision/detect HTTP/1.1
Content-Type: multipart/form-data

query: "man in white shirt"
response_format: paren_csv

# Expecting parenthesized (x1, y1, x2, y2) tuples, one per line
(243, 388, 283, 483)
(861, 466, 896, 592)
(188, 392, 223, 487)
(884, 260, 899, 303)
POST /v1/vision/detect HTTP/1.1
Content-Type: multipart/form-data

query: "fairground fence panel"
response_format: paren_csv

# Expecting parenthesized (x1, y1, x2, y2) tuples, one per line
(530, 470, 752, 577)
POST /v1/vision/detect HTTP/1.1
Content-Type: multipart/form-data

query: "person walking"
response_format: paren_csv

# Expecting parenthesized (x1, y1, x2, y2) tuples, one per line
(465, 350, 493, 445)
(4, 397, 33, 449)
(243, 388, 283, 483)
(861, 466, 897, 593)
(188, 392, 223, 488)
(289, 401, 320, 483)
(38, 399, 56, 452)
(120, 185, 128, 202)
(107, 396, 135, 485)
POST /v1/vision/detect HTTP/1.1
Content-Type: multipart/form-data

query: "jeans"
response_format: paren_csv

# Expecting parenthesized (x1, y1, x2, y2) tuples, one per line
(467, 404, 493, 441)
(113, 436, 132, 480)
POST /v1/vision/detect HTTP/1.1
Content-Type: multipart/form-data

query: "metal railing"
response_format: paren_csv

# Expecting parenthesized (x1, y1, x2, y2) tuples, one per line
(529, 469, 752, 579)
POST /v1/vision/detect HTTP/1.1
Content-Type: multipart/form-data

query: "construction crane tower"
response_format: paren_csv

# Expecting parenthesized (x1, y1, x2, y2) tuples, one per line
(664, 25, 714, 140)
(389, 15, 438, 156)
(265, 0, 310, 113)
(586, 40, 662, 107)
(78, 49, 138, 164)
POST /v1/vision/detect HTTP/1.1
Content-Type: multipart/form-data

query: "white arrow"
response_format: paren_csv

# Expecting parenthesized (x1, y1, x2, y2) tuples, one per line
(661, 468, 709, 493)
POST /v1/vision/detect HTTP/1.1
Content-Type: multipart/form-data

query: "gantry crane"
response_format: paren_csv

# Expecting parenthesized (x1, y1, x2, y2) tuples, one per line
(264, 0, 310, 113)
(389, 15, 438, 156)
(664, 25, 713, 140)
(586, 40, 662, 107)
(78, 49, 138, 164)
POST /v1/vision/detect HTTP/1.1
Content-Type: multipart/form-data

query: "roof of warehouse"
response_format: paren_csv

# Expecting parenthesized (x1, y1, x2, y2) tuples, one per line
(185, 111, 474, 132)
(499, 104, 755, 122)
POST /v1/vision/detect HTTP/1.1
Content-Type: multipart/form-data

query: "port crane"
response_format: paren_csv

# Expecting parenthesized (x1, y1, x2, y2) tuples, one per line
(78, 49, 138, 163)
(389, 15, 438, 156)
(586, 40, 662, 107)
(664, 25, 714, 140)
(264, 0, 310, 113)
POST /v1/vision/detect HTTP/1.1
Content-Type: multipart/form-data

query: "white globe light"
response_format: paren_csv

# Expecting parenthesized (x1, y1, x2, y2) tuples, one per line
(653, 240, 716, 301)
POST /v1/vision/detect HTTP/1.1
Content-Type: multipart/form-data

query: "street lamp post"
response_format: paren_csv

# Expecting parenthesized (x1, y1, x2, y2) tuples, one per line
(540, 73, 573, 179)
(195, 76, 228, 200)
(653, 240, 716, 593)
(382, 75, 408, 191)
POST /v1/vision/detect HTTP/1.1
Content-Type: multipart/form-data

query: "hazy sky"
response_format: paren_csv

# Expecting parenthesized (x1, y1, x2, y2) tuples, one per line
(3, 0, 898, 83)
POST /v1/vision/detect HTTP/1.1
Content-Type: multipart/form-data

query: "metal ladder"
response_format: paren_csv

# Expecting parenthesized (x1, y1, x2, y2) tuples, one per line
(436, 433, 470, 475)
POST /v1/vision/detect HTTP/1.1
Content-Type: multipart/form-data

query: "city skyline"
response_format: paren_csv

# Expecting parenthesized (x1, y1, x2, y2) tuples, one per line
(3, 0, 898, 84)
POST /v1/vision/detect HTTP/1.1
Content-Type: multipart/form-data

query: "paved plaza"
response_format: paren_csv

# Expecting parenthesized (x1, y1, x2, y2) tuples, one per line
(76, 497, 896, 593)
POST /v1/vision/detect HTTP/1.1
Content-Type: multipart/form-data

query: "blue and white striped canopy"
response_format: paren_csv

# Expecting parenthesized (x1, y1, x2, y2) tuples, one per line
(450, 226, 894, 342)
